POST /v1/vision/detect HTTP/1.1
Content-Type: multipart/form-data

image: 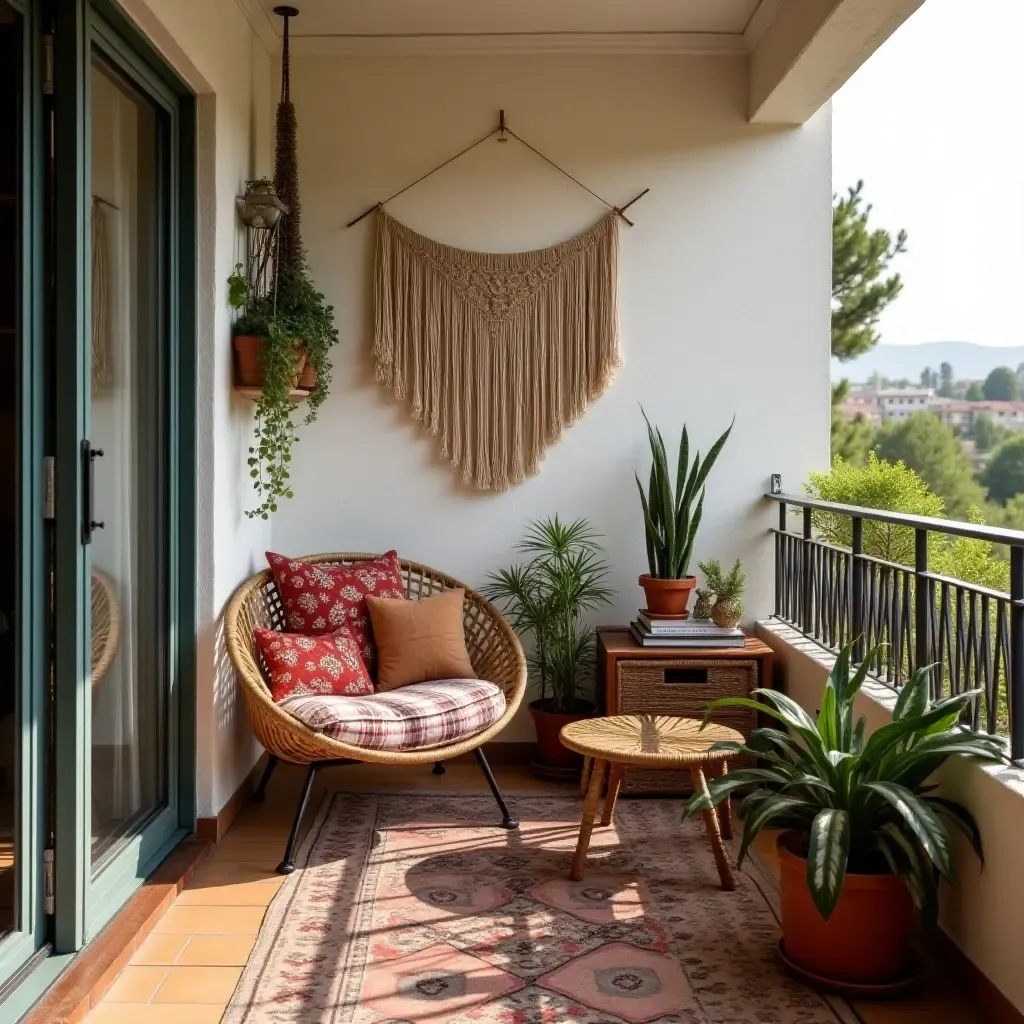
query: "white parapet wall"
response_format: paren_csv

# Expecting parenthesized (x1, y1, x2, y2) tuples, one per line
(758, 618, 1024, 1016)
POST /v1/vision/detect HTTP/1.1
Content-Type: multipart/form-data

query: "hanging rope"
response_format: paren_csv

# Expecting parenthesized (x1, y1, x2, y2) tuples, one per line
(347, 110, 648, 228)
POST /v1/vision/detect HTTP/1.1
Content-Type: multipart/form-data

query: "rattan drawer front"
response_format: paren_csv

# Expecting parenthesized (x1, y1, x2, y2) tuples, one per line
(615, 658, 758, 795)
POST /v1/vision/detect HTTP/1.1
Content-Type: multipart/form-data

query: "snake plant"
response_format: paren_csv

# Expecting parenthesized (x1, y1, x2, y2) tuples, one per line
(636, 411, 733, 579)
(684, 641, 1005, 923)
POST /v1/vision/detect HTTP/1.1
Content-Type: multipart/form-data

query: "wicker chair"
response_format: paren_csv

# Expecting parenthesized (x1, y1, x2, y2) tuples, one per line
(225, 553, 528, 873)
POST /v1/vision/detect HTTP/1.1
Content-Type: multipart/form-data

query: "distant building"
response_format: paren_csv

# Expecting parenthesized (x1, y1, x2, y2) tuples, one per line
(875, 388, 934, 422)
(930, 398, 974, 431)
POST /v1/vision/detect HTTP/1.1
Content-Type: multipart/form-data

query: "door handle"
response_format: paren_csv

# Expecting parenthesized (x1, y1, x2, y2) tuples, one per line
(81, 440, 105, 544)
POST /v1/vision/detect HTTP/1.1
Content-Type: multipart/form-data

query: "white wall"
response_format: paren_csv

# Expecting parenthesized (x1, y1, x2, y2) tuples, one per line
(120, 0, 275, 817)
(273, 53, 833, 739)
(758, 620, 1024, 1013)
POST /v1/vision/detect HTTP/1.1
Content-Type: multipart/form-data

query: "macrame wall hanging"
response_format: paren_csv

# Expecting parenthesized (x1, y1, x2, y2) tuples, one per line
(349, 112, 649, 491)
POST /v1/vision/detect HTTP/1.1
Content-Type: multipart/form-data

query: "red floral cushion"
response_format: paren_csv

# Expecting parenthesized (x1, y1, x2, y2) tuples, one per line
(265, 551, 406, 669)
(254, 627, 374, 701)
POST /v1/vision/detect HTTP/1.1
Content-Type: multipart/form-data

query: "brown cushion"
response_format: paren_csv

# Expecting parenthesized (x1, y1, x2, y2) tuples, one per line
(366, 589, 476, 690)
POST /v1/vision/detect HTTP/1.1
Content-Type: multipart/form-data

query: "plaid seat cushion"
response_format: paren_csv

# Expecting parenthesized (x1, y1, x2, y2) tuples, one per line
(278, 678, 506, 752)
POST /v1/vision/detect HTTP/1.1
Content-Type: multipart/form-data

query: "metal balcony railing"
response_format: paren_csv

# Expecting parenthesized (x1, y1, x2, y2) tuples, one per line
(765, 489, 1024, 761)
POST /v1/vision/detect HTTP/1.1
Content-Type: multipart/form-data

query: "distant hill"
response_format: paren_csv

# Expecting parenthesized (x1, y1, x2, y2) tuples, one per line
(832, 343, 1024, 384)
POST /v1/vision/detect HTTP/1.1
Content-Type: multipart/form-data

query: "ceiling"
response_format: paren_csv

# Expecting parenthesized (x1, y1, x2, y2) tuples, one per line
(258, 0, 772, 43)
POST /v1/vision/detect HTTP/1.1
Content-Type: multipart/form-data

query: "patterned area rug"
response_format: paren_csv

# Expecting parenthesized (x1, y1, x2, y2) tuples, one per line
(223, 793, 860, 1024)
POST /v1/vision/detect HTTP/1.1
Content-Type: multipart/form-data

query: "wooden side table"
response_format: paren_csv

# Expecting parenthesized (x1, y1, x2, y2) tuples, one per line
(596, 628, 773, 795)
(560, 715, 744, 889)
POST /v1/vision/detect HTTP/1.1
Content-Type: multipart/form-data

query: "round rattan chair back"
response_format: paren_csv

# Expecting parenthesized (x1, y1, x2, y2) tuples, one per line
(224, 554, 527, 766)
(91, 569, 121, 689)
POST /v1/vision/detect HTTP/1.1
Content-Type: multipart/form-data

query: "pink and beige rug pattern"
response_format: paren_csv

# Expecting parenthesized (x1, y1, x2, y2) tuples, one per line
(223, 794, 859, 1024)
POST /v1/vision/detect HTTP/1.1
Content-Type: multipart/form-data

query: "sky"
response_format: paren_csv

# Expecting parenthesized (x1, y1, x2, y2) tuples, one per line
(831, 0, 1024, 348)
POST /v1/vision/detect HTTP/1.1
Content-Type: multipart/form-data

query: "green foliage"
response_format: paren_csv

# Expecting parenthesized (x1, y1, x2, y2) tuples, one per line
(806, 454, 1007, 591)
(683, 641, 1003, 923)
(984, 434, 1024, 505)
(969, 412, 1007, 453)
(636, 411, 733, 579)
(939, 362, 954, 398)
(983, 366, 1019, 402)
(990, 493, 1024, 531)
(698, 558, 745, 601)
(873, 412, 984, 519)
(832, 413, 877, 467)
(831, 181, 908, 361)
(965, 382, 984, 401)
(227, 263, 248, 310)
(482, 518, 613, 714)
(919, 367, 938, 390)
(233, 268, 339, 519)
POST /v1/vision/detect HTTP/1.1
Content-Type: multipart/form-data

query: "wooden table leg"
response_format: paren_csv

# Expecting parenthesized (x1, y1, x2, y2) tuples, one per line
(600, 763, 624, 827)
(690, 764, 735, 891)
(580, 755, 593, 797)
(716, 760, 733, 840)
(570, 758, 608, 881)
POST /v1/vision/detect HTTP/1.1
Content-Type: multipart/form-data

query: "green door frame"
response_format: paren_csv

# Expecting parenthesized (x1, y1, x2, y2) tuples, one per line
(51, 0, 197, 954)
(0, 0, 52, 991)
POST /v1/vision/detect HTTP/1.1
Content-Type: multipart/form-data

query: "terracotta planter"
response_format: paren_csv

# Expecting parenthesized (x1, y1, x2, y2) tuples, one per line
(638, 574, 696, 617)
(530, 699, 594, 770)
(295, 358, 317, 392)
(778, 832, 914, 985)
(233, 334, 306, 390)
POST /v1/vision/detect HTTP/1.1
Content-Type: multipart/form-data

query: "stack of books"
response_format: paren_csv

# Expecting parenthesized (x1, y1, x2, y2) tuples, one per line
(630, 611, 745, 648)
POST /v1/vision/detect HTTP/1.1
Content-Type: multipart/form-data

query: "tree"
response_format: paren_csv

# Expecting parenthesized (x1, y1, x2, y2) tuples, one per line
(970, 412, 1006, 453)
(939, 362, 954, 398)
(919, 367, 939, 390)
(831, 181, 908, 361)
(983, 366, 1019, 402)
(1017, 362, 1024, 391)
(965, 382, 985, 401)
(873, 412, 985, 518)
(984, 435, 1024, 505)
(806, 454, 1007, 590)
(832, 413, 877, 467)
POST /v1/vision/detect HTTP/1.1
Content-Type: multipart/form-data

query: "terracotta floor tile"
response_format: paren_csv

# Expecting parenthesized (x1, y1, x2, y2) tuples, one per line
(102, 965, 169, 1003)
(189, 861, 283, 885)
(152, 904, 265, 935)
(153, 965, 243, 1004)
(86, 1003, 226, 1023)
(177, 876, 283, 906)
(176, 933, 256, 967)
(130, 932, 191, 966)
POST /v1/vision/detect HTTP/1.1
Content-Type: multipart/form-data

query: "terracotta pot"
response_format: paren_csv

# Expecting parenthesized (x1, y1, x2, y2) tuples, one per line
(296, 358, 317, 392)
(778, 832, 914, 985)
(638, 575, 696, 617)
(232, 334, 306, 390)
(529, 699, 595, 770)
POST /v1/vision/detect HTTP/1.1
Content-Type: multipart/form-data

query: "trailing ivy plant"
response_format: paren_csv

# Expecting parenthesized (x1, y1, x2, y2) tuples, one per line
(683, 641, 1006, 924)
(232, 269, 338, 520)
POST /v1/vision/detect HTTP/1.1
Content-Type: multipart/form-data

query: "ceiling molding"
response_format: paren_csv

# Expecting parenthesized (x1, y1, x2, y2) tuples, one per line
(743, 0, 784, 50)
(289, 32, 749, 57)
(235, 0, 281, 55)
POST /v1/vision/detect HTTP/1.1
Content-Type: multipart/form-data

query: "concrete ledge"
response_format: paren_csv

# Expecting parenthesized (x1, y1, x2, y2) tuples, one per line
(756, 618, 1024, 1020)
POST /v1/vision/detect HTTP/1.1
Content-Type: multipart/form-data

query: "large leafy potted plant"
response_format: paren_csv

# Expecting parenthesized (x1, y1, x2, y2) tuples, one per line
(483, 518, 613, 774)
(684, 641, 1004, 987)
(636, 411, 733, 617)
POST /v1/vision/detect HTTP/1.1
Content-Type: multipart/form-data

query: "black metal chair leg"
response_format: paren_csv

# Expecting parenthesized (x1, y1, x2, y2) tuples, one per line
(432, 762, 446, 775)
(473, 747, 518, 829)
(253, 755, 279, 802)
(277, 762, 318, 874)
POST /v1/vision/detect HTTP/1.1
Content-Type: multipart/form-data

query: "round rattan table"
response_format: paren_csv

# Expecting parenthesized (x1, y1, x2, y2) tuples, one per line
(560, 715, 743, 888)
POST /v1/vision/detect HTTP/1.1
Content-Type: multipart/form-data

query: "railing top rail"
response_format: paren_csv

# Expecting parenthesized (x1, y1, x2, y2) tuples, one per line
(766, 492, 1024, 547)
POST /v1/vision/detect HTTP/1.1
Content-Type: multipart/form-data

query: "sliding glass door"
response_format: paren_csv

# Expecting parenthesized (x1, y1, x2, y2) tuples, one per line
(0, 0, 194, 987)
(51, 0, 196, 948)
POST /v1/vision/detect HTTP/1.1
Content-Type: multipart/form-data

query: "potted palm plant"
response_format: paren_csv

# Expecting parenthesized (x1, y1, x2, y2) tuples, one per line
(636, 411, 732, 617)
(483, 517, 613, 775)
(685, 641, 1004, 988)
